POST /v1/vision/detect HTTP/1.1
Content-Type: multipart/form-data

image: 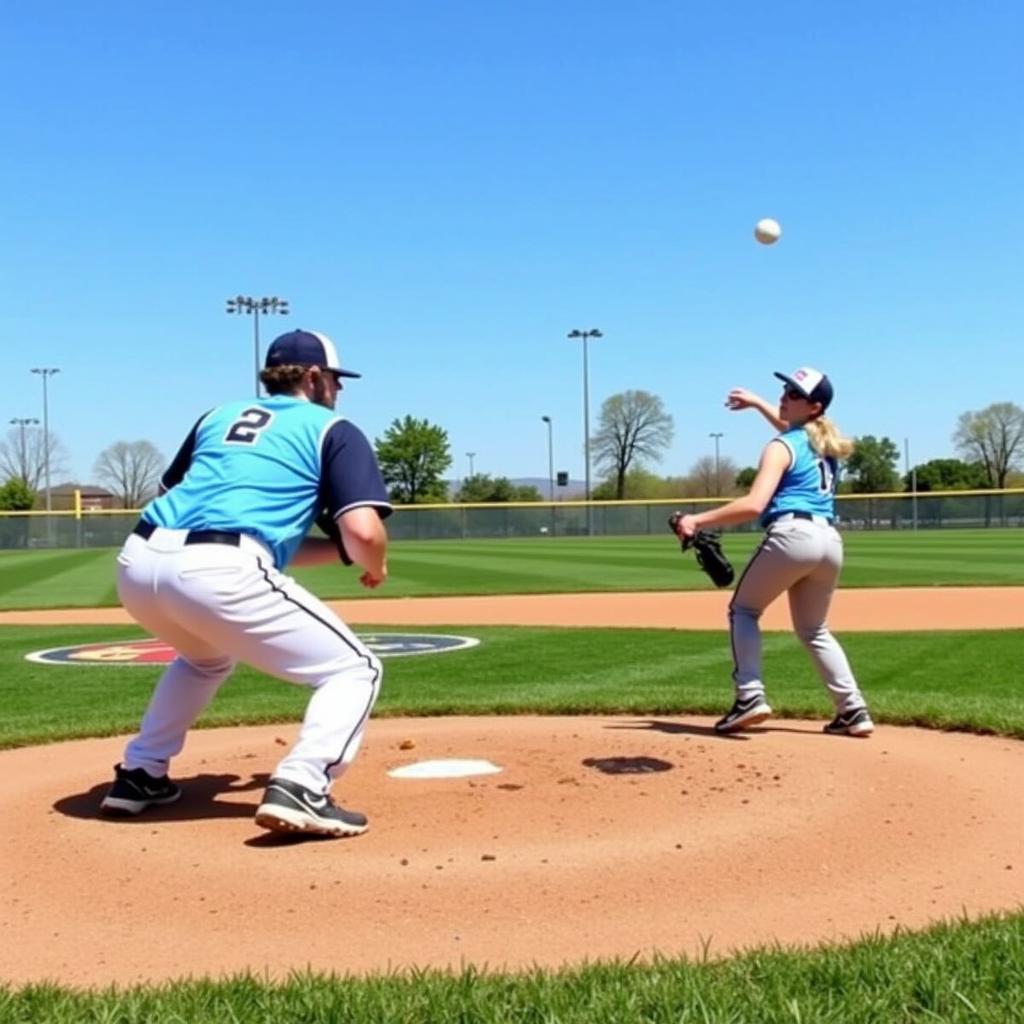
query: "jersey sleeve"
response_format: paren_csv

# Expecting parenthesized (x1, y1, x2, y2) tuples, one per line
(319, 420, 393, 520)
(160, 412, 211, 491)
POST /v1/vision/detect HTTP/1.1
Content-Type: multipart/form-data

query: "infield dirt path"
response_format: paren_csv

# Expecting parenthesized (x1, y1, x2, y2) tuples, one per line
(3, 584, 1024, 629)
(2, 587, 1023, 988)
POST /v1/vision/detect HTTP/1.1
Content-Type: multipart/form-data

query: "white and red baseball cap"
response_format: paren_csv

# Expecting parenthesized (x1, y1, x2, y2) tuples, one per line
(265, 329, 362, 379)
(774, 366, 833, 410)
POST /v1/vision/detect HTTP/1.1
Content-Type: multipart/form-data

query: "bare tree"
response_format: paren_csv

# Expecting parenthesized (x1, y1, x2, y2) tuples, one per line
(688, 454, 740, 497)
(591, 390, 675, 499)
(0, 423, 69, 490)
(93, 441, 165, 508)
(953, 403, 1024, 488)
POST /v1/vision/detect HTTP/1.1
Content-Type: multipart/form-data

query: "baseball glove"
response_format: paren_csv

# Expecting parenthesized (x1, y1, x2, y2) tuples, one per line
(667, 514, 735, 588)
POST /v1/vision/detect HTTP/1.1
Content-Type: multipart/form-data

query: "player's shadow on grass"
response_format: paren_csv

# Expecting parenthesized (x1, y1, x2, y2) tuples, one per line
(53, 772, 270, 823)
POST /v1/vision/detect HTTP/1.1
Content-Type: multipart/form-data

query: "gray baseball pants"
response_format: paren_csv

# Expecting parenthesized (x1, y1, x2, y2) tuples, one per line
(728, 517, 867, 713)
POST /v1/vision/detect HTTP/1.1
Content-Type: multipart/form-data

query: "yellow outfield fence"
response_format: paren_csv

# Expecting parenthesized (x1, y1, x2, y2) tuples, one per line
(0, 488, 1023, 550)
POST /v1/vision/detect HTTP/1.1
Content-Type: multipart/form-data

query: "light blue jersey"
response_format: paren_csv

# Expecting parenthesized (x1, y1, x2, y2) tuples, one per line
(141, 396, 391, 568)
(760, 427, 839, 527)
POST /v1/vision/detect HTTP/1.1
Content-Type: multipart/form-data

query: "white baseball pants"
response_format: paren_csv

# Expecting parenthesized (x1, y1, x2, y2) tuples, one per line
(115, 528, 382, 794)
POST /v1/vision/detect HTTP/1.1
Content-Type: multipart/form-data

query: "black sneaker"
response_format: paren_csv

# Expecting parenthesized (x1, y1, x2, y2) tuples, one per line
(824, 707, 874, 737)
(254, 777, 368, 837)
(714, 695, 773, 734)
(100, 763, 181, 816)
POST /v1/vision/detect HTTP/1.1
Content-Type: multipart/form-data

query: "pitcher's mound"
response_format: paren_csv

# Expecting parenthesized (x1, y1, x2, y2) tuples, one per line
(3, 715, 1023, 987)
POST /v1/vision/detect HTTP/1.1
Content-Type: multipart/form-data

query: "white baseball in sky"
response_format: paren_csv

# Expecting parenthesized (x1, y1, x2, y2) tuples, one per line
(754, 218, 782, 245)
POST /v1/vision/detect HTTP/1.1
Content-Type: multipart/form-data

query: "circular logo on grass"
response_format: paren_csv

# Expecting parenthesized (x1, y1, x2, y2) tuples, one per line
(25, 633, 479, 666)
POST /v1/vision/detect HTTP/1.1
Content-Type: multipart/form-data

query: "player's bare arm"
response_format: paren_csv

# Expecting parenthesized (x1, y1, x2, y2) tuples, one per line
(725, 388, 789, 431)
(340, 506, 389, 588)
(675, 441, 790, 538)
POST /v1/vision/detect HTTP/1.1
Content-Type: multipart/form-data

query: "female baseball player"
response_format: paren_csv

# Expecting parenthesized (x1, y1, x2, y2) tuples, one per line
(673, 366, 873, 737)
(100, 329, 393, 837)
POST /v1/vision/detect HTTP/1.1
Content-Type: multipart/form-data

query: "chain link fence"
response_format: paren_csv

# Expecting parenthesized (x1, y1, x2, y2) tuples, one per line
(2, 489, 1023, 550)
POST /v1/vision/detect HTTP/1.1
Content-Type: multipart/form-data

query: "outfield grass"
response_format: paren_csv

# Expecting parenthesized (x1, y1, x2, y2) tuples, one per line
(1, 528, 1023, 610)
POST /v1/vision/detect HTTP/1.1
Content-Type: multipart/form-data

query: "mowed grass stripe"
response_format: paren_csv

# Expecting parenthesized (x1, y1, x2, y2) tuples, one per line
(2, 528, 1024, 610)
(0, 549, 115, 605)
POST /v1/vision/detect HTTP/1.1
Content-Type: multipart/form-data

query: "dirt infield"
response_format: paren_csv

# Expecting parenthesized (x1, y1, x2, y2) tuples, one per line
(2, 588, 1023, 987)
(4, 584, 1024, 629)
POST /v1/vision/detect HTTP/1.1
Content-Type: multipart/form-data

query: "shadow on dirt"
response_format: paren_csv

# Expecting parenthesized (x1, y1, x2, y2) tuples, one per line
(53, 771, 270, 823)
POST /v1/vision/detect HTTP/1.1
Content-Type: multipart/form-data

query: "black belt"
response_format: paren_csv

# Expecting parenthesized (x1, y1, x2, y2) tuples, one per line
(765, 510, 834, 526)
(133, 520, 242, 547)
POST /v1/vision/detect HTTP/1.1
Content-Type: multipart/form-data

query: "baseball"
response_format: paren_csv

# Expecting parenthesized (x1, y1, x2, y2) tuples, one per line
(754, 218, 782, 245)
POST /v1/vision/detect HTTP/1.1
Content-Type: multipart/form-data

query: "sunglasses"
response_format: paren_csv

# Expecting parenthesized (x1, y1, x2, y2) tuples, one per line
(782, 387, 806, 401)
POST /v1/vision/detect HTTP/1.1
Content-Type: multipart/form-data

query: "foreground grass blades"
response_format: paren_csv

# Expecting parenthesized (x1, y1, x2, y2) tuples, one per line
(3, 913, 1024, 1021)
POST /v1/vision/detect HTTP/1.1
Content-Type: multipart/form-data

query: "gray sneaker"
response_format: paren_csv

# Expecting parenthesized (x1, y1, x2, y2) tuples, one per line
(255, 777, 368, 837)
(714, 695, 773, 733)
(824, 708, 874, 737)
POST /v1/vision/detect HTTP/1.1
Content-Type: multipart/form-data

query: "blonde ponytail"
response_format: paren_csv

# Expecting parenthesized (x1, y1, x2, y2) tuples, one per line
(804, 416, 854, 460)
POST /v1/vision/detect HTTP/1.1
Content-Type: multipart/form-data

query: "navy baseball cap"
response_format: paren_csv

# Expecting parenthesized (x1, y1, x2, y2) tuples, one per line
(264, 329, 362, 378)
(774, 366, 833, 411)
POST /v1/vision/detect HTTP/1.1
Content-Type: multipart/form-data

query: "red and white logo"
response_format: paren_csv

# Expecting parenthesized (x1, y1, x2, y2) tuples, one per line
(26, 634, 480, 665)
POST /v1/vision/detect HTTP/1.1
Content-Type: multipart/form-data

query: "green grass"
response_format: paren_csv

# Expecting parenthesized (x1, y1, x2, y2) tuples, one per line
(1, 528, 1023, 610)
(4, 913, 1024, 1021)
(3, 623, 1024, 748)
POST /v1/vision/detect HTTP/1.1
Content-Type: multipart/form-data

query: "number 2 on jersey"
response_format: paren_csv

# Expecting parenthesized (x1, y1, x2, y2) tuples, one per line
(225, 407, 274, 444)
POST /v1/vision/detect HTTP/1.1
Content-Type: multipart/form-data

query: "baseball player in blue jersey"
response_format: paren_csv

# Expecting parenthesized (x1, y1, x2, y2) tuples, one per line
(673, 366, 873, 737)
(100, 329, 393, 837)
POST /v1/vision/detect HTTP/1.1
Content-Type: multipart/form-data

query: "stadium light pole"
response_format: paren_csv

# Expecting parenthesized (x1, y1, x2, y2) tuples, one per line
(709, 432, 724, 495)
(30, 369, 59, 512)
(466, 451, 476, 478)
(10, 418, 39, 481)
(225, 295, 290, 397)
(541, 415, 554, 501)
(567, 329, 603, 534)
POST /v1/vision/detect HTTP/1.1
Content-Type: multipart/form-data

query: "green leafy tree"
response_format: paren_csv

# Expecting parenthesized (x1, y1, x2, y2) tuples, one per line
(591, 390, 675, 499)
(456, 474, 541, 502)
(375, 415, 451, 504)
(845, 435, 900, 493)
(952, 402, 1024, 488)
(0, 477, 35, 511)
(735, 466, 758, 490)
(908, 458, 988, 492)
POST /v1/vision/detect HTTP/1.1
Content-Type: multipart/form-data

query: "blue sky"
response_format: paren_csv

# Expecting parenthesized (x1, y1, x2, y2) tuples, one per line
(2, 2, 1021, 487)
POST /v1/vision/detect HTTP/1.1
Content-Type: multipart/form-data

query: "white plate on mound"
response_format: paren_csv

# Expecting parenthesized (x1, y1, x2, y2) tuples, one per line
(388, 758, 502, 779)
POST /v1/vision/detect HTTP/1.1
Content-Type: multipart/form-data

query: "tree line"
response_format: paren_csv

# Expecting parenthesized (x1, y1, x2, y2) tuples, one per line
(1, 398, 1022, 511)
